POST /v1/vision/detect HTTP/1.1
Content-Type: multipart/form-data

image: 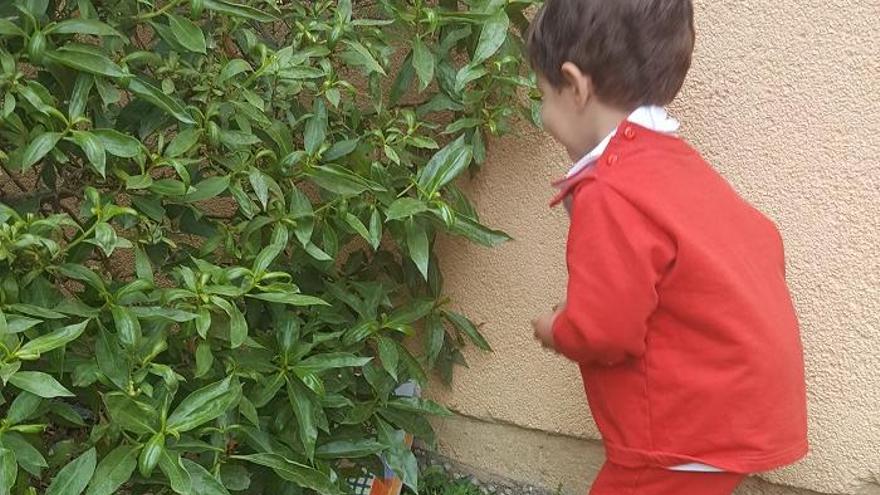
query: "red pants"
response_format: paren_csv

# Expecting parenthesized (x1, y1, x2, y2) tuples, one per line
(589, 463, 746, 495)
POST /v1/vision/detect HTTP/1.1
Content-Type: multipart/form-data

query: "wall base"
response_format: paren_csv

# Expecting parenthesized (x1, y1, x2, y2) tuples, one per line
(432, 415, 830, 495)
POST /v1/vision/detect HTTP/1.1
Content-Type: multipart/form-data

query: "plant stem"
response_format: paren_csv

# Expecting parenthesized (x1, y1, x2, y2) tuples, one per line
(135, 0, 184, 20)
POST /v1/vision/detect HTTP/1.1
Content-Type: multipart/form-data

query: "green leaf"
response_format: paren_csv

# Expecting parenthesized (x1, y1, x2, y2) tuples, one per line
(316, 439, 385, 459)
(134, 244, 154, 283)
(445, 117, 482, 134)
(46, 45, 124, 78)
(324, 138, 359, 161)
(444, 310, 491, 351)
(455, 64, 488, 92)
(310, 165, 382, 196)
(293, 353, 373, 376)
(387, 298, 435, 328)
(183, 459, 230, 495)
(92, 222, 118, 256)
(0, 20, 25, 37)
(69, 73, 93, 120)
(9, 371, 73, 398)
(16, 319, 88, 359)
(389, 52, 415, 105)
(4, 304, 64, 320)
(158, 450, 192, 495)
(182, 176, 229, 202)
(85, 445, 138, 495)
(2, 315, 42, 334)
(202, 0, 278, 22)
(194, 342, 213, 378)
(344, 212, 371, 243)
(21, 132, 62, 170)
(473, 9, 509, 64)
(128, 78, 195, 124)
(341, 40, 386, 75)
(386, 198, 428, 221)
(2, 431, 47, 476)
(218, 59, 252, 83)
(248, 169, 270, 210)
(378, 336, 399, 380)
(388, 397, 452, 416)
(48, 18, 122, 37)
(0, 447, 16, 494)
(285, 378, 318, 460)
(406, 221, 430, 280)
(6, 392, 41, 425)
(93, 129, 141, 158)
(51, 401, 87, 426)
(219, 464, 250, 491)
(416, 135, 473, 195)
(167, 13, 206, 53)
(110, 304, 141, 348)
(232, 453, 342, 494)
(246, 292, 329, 306)
(70, 131, 106, 177)
(166, 376, 241, 434)
(412, 38, 434, 92)
(138, 432, 164, 477)
(225, 299, 247, 348)
(425, 314, 445, 367)
(449, 213, 511, 247)
(45, 447, 96, 495)
(56, 264, 105, 291)
(303, 99, 327, 155)
(102, 393, 160, 435)
(165, 128, 201, 157)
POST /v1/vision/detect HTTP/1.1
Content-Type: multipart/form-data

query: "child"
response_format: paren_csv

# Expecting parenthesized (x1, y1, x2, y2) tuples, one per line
(526, 1, 809, 494)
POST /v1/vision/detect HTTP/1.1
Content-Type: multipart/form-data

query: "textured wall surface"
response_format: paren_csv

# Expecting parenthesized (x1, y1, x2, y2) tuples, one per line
(432, 0, 880, 493)
(433, 415, 825, 495)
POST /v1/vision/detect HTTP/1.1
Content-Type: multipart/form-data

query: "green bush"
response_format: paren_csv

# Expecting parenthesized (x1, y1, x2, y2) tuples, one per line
(0, 0, 537, 493)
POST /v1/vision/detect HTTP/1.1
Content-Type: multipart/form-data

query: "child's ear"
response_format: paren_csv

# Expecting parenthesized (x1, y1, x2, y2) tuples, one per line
(560, 62, 593, 108)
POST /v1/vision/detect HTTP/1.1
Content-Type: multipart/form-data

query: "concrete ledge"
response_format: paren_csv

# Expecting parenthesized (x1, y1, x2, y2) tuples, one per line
(432, 415, 830, 495)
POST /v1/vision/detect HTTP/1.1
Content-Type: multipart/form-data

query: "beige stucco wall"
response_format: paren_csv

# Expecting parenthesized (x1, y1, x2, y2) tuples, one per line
(432, 0, 880, 494)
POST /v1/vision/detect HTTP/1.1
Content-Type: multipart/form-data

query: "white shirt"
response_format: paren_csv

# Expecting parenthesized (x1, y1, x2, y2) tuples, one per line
(565, 106, 681, 178)
(564, 106, 724, 474)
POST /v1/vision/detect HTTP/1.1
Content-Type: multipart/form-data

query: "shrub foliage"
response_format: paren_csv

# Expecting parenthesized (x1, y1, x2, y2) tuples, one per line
(0, 0, 537, 492)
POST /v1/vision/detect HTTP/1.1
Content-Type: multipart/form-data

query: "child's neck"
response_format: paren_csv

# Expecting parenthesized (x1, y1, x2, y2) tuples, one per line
(568, 105, 633, 162)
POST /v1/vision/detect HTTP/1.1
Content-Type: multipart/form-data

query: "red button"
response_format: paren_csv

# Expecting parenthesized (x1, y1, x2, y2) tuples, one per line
(623, 126, 636, 139)
(606, 154, 619, 166)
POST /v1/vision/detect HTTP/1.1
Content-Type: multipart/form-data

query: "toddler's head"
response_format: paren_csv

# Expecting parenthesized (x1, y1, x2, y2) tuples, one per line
(527, 0, 695, 159)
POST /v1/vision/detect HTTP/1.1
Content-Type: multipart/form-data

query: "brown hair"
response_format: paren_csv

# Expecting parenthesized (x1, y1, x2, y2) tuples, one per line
(527, 0, 695, 108)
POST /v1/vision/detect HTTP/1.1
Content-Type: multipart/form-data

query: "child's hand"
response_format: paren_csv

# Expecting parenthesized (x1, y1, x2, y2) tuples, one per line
(532, 303, 565, 351)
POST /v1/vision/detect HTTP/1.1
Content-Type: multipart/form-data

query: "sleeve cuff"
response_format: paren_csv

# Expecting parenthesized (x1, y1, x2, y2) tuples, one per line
(552, 310, 586, 362)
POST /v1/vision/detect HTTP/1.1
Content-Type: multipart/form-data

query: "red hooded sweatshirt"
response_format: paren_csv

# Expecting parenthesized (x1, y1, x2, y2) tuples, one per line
(550, 122, 808, 473)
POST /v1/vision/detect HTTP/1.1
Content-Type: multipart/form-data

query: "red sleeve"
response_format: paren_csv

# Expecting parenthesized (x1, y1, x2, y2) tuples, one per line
(552, 180, 675, 365)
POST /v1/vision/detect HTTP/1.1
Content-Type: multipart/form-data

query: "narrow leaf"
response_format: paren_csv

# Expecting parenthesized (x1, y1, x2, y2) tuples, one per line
(70, 130, 106, 177)
(46, 45, 124, 78)
(412, 38, 434, 91)
(167, 13, 206, 53)
(85, 445, 138, 495)
(406, 221, 430, 280)
(473, 9, 509, 64)
(49, 19, 122, 37)
(8, 371, 73, 398)
(166, 377, 241, 434)
(128, 78, 195, 124)
(232, 453, 342, 494)
(21, 132, 62, 170)
(16, 319, 88, 358)
(45, 447, 96, 495)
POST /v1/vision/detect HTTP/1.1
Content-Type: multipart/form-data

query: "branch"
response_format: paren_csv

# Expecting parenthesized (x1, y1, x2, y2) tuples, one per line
(0, 163, 29, 193)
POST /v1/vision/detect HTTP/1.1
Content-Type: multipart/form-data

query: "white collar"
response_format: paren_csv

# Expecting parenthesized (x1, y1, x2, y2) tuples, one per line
(565, 106, 680, 178)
